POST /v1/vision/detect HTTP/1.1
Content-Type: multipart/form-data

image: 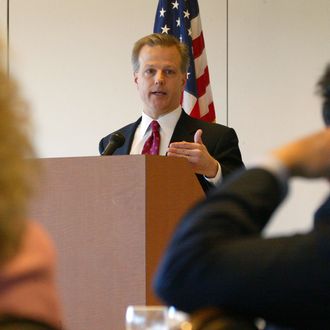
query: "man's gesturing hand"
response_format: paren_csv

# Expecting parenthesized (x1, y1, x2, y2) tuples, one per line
(167, 129, 218, 178)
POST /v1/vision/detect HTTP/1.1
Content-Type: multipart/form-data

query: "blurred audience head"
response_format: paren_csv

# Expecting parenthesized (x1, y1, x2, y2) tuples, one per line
(0, 42, 36, 264)
(317, 63, 330, 126)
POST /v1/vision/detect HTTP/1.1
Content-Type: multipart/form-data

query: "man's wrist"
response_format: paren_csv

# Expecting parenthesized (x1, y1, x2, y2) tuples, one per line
(204, 161, 222, 185)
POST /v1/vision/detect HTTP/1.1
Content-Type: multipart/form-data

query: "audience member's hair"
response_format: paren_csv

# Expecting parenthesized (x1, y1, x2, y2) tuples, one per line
(317, 63, 330, 125)
(0, 44, 36, 264)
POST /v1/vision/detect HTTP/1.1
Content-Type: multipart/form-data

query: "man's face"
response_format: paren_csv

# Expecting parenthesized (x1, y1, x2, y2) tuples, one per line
(134, 45, 187, 119)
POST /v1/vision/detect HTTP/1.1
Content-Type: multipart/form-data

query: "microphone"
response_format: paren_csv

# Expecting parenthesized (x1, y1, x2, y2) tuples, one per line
(101, 132, 125, 156)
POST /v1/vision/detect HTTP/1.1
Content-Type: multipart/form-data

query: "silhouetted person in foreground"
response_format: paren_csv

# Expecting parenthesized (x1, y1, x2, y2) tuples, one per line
(154, 64, 330, 329)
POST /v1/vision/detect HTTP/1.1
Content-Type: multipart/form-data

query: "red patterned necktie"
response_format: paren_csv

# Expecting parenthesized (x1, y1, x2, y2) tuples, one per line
(142, 120, 160, 155)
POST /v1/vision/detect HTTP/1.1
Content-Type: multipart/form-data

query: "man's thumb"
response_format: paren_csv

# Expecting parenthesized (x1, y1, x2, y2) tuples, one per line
(194, 129, 203, 144)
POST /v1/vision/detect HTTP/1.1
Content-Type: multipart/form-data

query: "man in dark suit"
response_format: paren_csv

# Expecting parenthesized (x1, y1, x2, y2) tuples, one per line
(99, 33, 244, 193)
(154, 64, 330, 329)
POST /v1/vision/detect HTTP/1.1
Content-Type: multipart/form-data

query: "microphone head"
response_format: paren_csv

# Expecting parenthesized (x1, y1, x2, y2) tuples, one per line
(101, 132, 125, 156)
(110, 132, 125, 147)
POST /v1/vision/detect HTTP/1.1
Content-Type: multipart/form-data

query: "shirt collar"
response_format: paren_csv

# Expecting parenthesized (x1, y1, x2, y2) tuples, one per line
(141, 106, 182, 137)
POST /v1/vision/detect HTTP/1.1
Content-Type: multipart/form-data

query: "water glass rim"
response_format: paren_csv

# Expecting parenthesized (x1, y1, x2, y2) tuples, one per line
(126, 305, 168, 311)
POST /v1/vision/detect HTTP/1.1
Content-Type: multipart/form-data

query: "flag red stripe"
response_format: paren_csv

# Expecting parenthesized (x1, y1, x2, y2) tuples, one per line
(192, 32, 205, 59)
(189, 100, 200, 118)
(196, 66, 210, 97)
(189, 99, 216, 123)
(201, 102, 216, 122)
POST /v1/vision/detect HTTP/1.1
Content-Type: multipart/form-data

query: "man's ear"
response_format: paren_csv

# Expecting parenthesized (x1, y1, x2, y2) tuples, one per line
(133, 71, 139, 85)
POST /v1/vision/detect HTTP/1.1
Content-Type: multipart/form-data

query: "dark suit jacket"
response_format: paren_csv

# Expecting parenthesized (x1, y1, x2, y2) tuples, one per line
(154, 167, 330, 329)
(99, 110, 244, 193)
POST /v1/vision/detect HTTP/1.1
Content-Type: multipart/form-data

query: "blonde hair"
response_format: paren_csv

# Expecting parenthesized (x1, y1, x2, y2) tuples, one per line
(131, 33, 190, 73)
(0, 47, 36, 264)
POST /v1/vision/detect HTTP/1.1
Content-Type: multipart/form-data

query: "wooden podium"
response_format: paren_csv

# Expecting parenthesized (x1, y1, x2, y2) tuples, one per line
(29, 155, 204, 330)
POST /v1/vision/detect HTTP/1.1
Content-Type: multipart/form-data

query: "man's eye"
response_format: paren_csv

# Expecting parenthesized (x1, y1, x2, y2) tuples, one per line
(164, 69, 175, 75)
(145, 69, 155, 75)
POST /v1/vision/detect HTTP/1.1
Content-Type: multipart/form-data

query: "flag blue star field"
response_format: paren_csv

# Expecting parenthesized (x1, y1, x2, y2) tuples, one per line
(154, 0, 216, 122)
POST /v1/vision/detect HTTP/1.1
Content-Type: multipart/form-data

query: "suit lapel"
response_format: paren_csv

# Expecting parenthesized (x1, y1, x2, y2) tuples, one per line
(115, 117, 141, 155)
(170, 110, 196, 143)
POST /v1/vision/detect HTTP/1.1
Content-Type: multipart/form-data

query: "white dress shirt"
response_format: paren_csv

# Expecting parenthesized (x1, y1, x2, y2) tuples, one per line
(130, 107, 182, 155)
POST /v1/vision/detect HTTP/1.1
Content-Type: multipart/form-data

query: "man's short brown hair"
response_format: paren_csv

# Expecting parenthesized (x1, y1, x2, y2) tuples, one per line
(131, 33, 190, 73)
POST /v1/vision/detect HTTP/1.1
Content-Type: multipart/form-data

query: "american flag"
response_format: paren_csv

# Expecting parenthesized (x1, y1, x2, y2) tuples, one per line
(154, 0, 216, 122)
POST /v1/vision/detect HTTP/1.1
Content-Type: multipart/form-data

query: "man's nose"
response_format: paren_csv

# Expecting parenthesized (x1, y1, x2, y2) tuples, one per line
(155, 71, 164, 84)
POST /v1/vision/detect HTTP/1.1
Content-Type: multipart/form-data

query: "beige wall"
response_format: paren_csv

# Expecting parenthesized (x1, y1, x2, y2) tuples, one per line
(9, 0, 227, 157)
(6, 0, 330, 235)
(228, 0, 330, 235)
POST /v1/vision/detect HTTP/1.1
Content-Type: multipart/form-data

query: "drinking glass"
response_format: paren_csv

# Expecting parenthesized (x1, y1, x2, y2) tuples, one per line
(167, 306, 191, 330)
(126, 305, 168, 330)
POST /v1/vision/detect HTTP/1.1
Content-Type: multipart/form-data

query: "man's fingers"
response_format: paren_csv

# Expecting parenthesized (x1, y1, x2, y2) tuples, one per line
(169, 141, 201, 149)
(167, 151, 190, 159)
(167, 147, 199, 157)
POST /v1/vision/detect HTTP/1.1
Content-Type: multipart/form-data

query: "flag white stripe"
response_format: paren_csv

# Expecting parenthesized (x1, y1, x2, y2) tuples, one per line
(198, 85, 213, 117)
(194, 48, 208, 79)
(191, 15, 202, 39)
(182, 91, 197, 113)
